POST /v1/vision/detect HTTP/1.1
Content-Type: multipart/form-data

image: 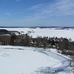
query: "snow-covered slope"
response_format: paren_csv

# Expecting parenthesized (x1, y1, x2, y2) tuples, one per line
(1, 28, 74, 41)
(0, 46, 71, 74)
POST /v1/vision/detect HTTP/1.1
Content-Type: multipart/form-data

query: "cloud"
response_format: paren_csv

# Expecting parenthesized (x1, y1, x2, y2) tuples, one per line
(52, 0, 74, 16)
(19, 0, 74, 26)
(28, 0, 74, 17)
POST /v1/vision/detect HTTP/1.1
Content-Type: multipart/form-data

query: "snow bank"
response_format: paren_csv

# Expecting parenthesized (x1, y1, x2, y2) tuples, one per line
(0, 46, 71, 74)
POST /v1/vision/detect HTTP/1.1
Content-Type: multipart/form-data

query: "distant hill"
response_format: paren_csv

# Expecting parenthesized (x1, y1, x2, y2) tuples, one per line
(0, 26, 74, 29)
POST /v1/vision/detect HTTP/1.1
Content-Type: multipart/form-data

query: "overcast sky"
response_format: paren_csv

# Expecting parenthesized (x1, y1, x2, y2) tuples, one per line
(0, 0, 74, 27)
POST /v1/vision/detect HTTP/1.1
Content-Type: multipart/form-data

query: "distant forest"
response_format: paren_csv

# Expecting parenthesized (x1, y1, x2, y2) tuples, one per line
(0, 26, 74, 29)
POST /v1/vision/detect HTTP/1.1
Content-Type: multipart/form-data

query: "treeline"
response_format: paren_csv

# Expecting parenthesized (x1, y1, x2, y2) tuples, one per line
(9, 34, 74, 55)
(0, 33, 74, 55)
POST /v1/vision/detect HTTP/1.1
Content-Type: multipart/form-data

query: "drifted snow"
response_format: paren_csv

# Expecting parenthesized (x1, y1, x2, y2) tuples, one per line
(0, 46, 71, 74)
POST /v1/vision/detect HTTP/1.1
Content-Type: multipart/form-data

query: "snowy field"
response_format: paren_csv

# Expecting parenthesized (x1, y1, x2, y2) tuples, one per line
(1, 28, 74, 41)
(0, 45, 72, 74)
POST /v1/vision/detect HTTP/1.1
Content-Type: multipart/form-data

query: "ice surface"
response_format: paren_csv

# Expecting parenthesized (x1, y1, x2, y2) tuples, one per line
(0, 46, 71, 74)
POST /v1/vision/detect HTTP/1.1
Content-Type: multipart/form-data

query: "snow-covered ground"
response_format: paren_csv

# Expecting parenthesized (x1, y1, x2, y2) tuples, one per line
(0, 28, 74, 74)
(1, 28, 74, 41)
(0, 45, 73, 74)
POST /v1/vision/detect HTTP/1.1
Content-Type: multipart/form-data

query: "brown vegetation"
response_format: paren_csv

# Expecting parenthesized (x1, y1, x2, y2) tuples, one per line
(0, 29, 74, 55)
